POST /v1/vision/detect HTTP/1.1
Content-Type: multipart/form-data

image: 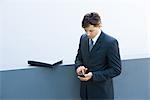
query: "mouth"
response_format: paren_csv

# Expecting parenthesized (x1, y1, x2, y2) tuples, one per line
(87, 36, 93, 39)
(86, 34, 91, 38)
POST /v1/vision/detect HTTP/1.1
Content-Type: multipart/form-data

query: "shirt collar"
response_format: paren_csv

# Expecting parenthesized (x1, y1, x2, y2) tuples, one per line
(91, 30, 101, 45)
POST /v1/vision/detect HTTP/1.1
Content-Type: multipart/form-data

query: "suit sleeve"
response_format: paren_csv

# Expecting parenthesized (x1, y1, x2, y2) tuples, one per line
(75, 36, 83, 69)
(92, 39, 122, 81)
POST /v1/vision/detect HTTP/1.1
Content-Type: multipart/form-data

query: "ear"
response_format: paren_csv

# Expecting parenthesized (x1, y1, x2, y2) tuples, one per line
(96, 23, 102, 28)
(99, 23, 102, 27)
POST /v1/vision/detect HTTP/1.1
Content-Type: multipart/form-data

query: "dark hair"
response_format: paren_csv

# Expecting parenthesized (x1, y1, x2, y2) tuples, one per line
(82, 12, 101, 28)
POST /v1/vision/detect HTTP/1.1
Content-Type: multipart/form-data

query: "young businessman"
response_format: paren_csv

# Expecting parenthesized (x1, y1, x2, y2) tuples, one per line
(75, 12, 122, 100)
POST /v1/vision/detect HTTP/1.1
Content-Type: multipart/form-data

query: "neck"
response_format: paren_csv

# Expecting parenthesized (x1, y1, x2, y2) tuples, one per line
(92, 29, 101, 39)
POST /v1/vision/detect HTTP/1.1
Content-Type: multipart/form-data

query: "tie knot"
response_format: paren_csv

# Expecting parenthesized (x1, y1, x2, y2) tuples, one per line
(90, 39, 94, 45)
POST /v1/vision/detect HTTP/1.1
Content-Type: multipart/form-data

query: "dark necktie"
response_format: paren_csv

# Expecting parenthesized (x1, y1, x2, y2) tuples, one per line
(89, 39, 94, 51)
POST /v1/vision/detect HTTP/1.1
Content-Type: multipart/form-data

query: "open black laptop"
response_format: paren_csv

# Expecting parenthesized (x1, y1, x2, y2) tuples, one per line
(28, 60, 63, 68)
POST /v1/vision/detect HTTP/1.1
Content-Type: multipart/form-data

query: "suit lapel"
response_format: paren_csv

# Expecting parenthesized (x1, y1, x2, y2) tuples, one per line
(90, 31, 105, 53)
(82, 35, 90, 59)
(85, 35, 90, 54)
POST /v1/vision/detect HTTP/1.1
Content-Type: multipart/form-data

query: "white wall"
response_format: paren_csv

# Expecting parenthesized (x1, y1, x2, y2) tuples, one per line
(146, 0, 150, 56)
(0, 0, 3, 66)
(0, 0, 149, 69)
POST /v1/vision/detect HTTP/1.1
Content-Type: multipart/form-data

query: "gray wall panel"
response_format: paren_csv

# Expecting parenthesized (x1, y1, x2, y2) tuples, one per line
(114, 58, 149, 100)
(0, 58, 150, 100)
(1, 66, 80, 100)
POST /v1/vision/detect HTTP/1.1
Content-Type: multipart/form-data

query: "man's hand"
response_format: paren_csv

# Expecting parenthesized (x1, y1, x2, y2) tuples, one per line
(78, 72, 93, 81)
(76, 66, 88, 75)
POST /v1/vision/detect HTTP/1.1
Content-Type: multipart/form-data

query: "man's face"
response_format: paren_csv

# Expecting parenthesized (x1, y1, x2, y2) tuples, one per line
(84, 25, 100, 39)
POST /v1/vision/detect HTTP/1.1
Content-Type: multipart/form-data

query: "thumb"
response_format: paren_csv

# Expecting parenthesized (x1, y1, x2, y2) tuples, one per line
(85, 68, 88, 71)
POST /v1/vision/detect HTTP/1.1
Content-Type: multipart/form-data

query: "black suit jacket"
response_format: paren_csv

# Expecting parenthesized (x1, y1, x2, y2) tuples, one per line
(75, 31, 121, 100)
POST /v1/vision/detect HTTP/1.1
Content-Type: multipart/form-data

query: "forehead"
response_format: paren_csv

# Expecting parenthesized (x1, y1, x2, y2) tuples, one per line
(84, 25, 96, 30)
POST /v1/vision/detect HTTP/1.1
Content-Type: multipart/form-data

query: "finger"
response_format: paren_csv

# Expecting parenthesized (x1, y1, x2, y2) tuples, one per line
(85, 68, 88, 71)
(84, 74, 89, 78)
(81, 66, 85, 68)
(78, 76, 83, 80)
(78, 76, 87, 81)
(76, 67, 82, 74)
(84, 72, 92, 78)
(76, 69, 80, 75)
(81, 69, 85, 75)
(84, 68, 88, 73)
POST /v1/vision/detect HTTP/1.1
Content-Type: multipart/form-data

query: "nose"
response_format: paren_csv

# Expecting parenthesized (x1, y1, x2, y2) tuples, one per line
(86, 32, 92, 39)
(87, 31, 91, 36)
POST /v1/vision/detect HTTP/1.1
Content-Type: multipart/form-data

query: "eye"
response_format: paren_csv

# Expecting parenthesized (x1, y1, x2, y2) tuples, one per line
(89, 30, 94, 32)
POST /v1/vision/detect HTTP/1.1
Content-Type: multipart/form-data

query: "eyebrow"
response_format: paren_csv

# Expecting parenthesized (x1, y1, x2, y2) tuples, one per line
(85, 29, 94, 31)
